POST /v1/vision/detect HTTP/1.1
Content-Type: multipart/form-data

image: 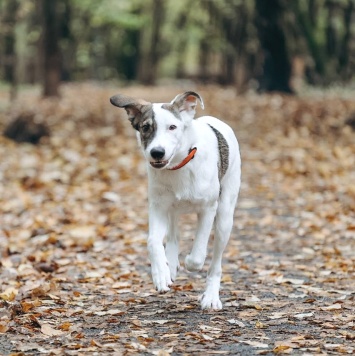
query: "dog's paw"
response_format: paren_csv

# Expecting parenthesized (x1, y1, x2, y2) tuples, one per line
(200, 292, 223, 310)
(165, 244, 180, 282)
(185, 254, 204, 272)
(168, 261, 180, 282)
(151, 261, 173, 293)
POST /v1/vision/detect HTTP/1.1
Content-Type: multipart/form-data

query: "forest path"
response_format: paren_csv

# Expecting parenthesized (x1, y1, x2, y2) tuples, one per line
(0, 84, 354, 355)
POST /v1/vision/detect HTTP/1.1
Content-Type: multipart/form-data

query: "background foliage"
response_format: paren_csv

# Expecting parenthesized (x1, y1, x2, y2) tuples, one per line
(0, 0, 355, 95)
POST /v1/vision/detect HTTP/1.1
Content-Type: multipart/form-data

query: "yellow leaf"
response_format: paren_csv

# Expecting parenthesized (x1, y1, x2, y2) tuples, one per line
(90, 339, 103, 347)
(273, 345, 292, 354)
(255, 321, 267, 329)
(21, 301, 35, 313)
(59, 322, 72, 331)
(0, 324, 9, 333)
(0, 287, 18, 302)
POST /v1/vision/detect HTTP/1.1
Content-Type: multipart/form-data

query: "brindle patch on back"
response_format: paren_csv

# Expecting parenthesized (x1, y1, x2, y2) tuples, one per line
(208, 124, 229, 181)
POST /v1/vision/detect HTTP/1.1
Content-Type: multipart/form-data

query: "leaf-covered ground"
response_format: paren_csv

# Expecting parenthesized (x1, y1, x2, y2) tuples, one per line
(0, 84, 354, 355)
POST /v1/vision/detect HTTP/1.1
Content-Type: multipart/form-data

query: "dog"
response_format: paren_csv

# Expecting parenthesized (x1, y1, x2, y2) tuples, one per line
(110, 91, 241, 309)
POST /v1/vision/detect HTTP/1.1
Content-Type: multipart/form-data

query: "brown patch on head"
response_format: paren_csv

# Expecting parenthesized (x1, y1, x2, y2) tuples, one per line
(110, 94, 152, 130)
(161, 103, 181, 119)
(110, 93, 158, 148)
(138, 109, 157, 149)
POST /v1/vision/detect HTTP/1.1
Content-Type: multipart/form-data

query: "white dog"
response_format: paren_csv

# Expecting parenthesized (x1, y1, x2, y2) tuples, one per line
(110, 91, 241, 309)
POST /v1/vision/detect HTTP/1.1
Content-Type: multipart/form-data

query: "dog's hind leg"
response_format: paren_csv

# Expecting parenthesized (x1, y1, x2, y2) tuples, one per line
(185, 204, 217, 272)
(200, 194, 237, 310)
(165, 212, 180, 281)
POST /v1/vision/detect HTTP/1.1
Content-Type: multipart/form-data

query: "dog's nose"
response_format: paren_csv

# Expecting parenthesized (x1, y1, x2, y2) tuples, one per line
(150, 147, 165, 160)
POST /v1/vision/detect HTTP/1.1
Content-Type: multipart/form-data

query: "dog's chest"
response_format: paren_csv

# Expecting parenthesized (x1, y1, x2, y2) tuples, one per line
(149, 169, 219, 212)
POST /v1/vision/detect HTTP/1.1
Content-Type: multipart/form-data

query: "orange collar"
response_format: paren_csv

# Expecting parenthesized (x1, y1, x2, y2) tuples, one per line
(168, 147, 197, 171)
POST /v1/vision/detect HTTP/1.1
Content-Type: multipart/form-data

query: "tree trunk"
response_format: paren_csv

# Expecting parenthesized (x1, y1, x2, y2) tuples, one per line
(42, 0, 61, 97)
(3, 0, 19, 100)
(138, 0, 165, 85)
(255, 0, 293, 93)
(326, 1, 338, 58)
(175, 11, 189, 79)
(199, 39, 210, 82)
(293, 0, 327, 83)
(60, 0, 74, 81)
(338, 0, 355, 79)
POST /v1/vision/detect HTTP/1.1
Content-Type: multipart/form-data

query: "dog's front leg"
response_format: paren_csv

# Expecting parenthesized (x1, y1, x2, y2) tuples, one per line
(185, 204, 217, 272)
(165, 212, 180, 282)
(148, 204, 172, 292)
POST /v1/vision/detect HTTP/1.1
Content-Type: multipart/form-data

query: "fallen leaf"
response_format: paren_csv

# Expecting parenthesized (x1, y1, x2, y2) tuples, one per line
(131, 320, 142, 327)
(268, 312, 287, 320)
(0, 324, 9, 333)
(41, 323, 64, 336)
(273, 345, 293, 354)
(20, 299, 41, 312)
(227, 319, 246, 327)
(59, 322, 72, 331)
(111, 282, 131, 289)
(107, 309, 125, 315)
(151, 347, 174, 355)
(242, 340, 269, 348)
(144, 319, 171, 325)
(90, 339, 103, 347)
(160, 334, 179, 339)
(0, 287, 18, 301)
(255, 321, 267, 329)
(321, 303, 342, 311)
(294, 312, 314, 319)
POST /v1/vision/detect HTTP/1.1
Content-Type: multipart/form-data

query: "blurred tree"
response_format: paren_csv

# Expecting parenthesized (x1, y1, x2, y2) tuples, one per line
(60, 0, 74, 81)
(137, 0, 166, 84)
(1, 0, 19, 100)
(294, 0, 355, 85)
(293, 0, 327, 84)
(338, 0, 355, 79)
(1, 0, 355, 92)
(204, 0, 256, 90)
(255, 0, 293, 93)
(42, 0, 61, 96)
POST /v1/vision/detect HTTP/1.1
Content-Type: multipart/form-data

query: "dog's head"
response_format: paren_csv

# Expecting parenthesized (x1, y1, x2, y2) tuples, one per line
(110, 91, 204, 169)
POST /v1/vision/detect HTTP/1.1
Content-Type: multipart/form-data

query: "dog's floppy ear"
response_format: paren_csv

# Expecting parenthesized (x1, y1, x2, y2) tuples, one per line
(170, 91, 204, 119)
(110, 94, 151, 130)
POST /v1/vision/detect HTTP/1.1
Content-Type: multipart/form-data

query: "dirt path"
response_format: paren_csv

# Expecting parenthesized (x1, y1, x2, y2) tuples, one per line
(0, 85, 354, 355)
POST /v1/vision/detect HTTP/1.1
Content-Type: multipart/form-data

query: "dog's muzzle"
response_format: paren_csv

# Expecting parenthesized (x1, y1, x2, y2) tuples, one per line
(150, 160, 169, 169)
(150, 147, 168, 169)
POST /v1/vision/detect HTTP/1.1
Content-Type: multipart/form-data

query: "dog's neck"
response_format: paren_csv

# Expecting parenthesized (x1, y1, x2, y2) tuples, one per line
(168, 122, 198, 169)
(168, 147, 197, 171)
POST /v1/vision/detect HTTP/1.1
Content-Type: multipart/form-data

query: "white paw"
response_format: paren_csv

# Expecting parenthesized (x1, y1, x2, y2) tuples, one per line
(185, 254, 204, 272)
(165, 244, 180, 282)
(168, 260, 180, 282)
(151, 260, 172, 293)
(200, 292, 223, 310)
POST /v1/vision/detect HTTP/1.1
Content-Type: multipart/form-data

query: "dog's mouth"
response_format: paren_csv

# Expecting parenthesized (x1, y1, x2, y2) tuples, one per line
(150, 160, 169, 169)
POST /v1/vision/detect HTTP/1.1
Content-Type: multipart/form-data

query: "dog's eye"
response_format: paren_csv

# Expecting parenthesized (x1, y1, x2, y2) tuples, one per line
(169, 125, 177, 131)
(142, 124, 150, 133)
